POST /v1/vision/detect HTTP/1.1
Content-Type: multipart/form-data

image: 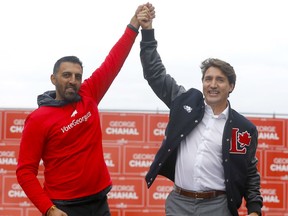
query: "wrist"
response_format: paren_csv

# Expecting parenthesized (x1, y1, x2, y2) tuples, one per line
(46, 205, 56, 216)
(129, 17, 140, 30)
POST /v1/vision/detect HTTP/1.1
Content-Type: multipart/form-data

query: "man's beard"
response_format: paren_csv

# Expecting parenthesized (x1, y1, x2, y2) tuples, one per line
(63, 92, 80, 102)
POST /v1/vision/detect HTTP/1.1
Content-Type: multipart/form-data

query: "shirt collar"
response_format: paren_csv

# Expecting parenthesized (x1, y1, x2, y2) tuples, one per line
(204, 101, 229, 119)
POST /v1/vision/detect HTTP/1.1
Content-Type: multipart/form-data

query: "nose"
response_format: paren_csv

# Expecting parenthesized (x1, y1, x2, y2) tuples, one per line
(210, 79, 217, 88)
(69, 75, 77, 85)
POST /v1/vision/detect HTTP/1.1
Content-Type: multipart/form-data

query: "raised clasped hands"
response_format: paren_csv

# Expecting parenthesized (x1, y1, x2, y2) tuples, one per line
(137, 2, 155, 29)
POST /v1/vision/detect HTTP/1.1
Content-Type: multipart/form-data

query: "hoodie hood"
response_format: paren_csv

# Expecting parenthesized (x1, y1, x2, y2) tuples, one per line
(37, 90, 81, 107)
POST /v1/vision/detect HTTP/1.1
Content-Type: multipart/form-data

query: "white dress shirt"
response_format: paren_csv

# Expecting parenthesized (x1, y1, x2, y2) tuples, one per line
(175, 104, 229, 191)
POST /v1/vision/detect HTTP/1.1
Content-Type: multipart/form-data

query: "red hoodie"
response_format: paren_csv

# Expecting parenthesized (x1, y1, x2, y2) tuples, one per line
(16, 25, 138, 214)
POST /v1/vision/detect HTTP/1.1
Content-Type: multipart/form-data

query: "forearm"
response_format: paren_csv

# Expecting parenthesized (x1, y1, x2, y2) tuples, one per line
(140, 29, 185, 107)
(245, 132, 263, 215)
(16, 168, 53, 214)
(86, 25, 138, 102)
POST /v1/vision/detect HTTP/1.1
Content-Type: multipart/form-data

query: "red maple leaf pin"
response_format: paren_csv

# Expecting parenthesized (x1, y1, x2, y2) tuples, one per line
(238, 131, 251, 147)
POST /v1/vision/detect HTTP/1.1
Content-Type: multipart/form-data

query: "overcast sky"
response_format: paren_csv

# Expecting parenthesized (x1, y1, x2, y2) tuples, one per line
(1, 0, 287, 117)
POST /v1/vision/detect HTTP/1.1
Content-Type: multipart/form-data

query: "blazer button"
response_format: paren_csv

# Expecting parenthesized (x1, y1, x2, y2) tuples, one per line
(159, 163, 162, 166)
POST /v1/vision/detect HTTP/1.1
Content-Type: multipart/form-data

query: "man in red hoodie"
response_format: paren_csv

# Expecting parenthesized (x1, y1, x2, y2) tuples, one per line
(16, 3, 155, 216)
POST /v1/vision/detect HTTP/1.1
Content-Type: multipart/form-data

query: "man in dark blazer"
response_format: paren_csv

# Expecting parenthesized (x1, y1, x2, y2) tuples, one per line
(137, 11, 263, 216)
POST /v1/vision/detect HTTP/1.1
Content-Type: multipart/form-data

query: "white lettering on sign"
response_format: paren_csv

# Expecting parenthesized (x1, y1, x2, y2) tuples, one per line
(129, 160, 152, 167)
(105, 160, 115, 167)
(109, 121, 135, 127)
(153, 192, 169, 200)
(263, 195, 280, 203)
(258, 132, 279, 140)
(108, 192, 138, 199)
(104, 153, 111, 159)
(257, 126, 276, 132)
(0, 158, 17, 165)
(0, 151, 15, 157)
(105, 127, 139, 135)
(8, 184, 27, 198)
(270, 157, 288, 172)
(270, 164, 288, 172)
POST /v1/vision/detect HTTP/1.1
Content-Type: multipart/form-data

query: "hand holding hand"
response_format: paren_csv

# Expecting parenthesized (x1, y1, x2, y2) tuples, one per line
(137, 2, 155, 29)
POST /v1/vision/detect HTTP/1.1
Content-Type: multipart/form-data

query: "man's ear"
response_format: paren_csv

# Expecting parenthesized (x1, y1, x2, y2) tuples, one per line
(50, 74, 56, 85)
(229, 84, 235, 93)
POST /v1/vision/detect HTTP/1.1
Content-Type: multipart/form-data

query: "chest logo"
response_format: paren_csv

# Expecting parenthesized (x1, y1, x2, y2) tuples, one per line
(183, 105, 192, 113)
(71, 109, 78, 117)
(230, 128, 251, 154)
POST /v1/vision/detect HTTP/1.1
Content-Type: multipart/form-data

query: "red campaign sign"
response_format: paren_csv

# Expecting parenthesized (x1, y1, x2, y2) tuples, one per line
(0, 143, 44, 174)
(0, 110, 3, 140)
(0, 208, 23, 216)
(265, 212, 288, 216)
(103, 145, 121, 174)
(107, 177, 145, 208)
(2, 175, 44, 205)
(123, 210, 165, 216)
(287, 119, 288, 149)
(110, 209, 121, 216)
(123, 145, 159, 175)
(264, 150, 288, 179)
(261, 181, 286, 211)
(101, 112, 145, 143)
(0, 175, 3, 203)
(0, 144, 19, 172)
(2, 175, 31, 205)
(4, 111, 32, 140)
(147, 114, 169, 143)
(248, 118, 285, 148)
(26, 208, 42, 216)
(146, 177, 173, 207)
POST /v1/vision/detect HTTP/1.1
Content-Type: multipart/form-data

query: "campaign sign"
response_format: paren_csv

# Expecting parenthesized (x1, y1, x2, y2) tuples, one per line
(146, 177, 173, 207)
(110, 209, 121, 216)
(101, 112, 145, 143)
(26, 208, 42, 216)
(2, 175, 44, 205)
(123, 209, 165, 216)
(107, 177, 145, 208)
(3, 111, 31, 140)
(123, 145, 158, 175)
(147, 114, 168, 143)
(265, 212, 288, 216)
(2, 175, 31, 205)
(0, 144, 19, 173)
(0, 110, 3, 140)
(261, 181, 286, 211)
(248, 118, 285, 148)
(0, 208, 23, 216)
(103, 145, 121, 174)
(264, 150, 288, 180)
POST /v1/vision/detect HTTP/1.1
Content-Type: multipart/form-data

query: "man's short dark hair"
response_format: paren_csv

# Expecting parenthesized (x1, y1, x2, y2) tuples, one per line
(200, 58, 236, 86)
(53, 56, 83, 74)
